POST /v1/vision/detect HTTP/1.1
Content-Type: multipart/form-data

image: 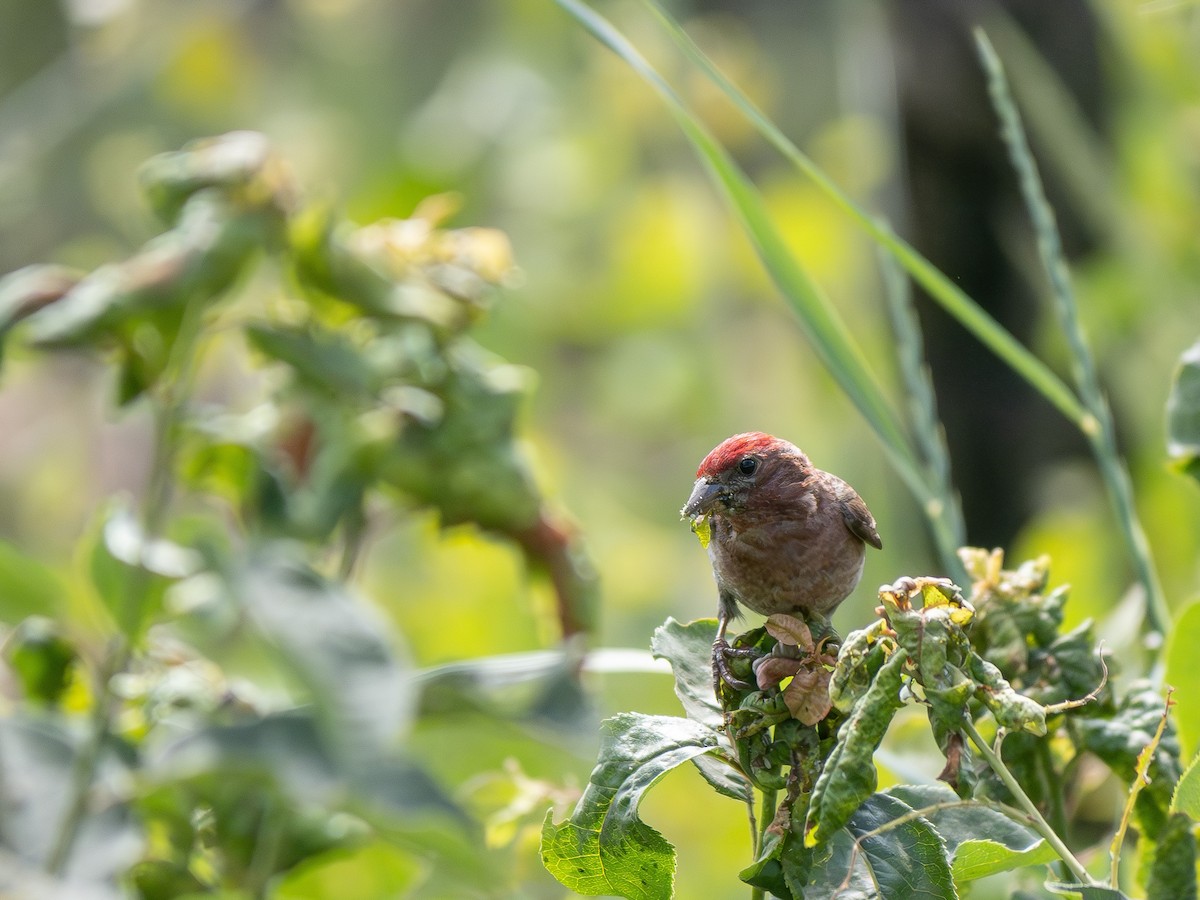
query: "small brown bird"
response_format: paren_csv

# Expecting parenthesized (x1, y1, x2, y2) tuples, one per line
(681, 432, 882, 688)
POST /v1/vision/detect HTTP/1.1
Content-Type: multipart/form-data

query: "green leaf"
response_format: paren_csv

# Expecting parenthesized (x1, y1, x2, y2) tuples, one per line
(272, 840, 422, 900)
(1168, 599, 1200, 762)
(4, 617, 78, 705)
(650, 617, 722, 729)
(1076, 682, 1182, 839)
(806, 648, 907, 845)
(540, 713, 720, 900)
(1168, 340, 1200, 481)
(1146, 811, 1198, 900)
(0, 714, 142, 884)
(0, 539, 66, 621)
(1171, 752, 1200, 819)
(88, 503, 200, 638)
(245, 323, 379, 400)
(233, 551, 415, 765)
(885, 784, 1055, 882)
(793, 793, 956, 899)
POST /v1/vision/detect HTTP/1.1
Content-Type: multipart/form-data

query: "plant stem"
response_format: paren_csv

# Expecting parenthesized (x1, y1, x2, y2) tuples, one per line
(749, 784, 778, 900)
(975, 29, 1170, 650)
(963, 718, 1094, 885)
(46, 296, 207, 875)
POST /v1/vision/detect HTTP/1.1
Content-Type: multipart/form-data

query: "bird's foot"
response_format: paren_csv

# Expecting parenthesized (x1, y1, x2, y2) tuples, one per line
(712, 638, 760, 694)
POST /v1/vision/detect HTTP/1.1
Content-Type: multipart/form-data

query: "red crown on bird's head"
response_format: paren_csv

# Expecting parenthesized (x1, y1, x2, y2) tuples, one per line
(696, 432, 792, 477)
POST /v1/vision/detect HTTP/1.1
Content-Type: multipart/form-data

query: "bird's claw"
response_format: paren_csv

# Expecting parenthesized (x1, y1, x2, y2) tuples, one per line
(712, 638, 757, 694)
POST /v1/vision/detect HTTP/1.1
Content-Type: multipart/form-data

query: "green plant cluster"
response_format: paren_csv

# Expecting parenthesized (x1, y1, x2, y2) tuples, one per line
(0, 132, 595, 898)
(542, 550, 1200, 899)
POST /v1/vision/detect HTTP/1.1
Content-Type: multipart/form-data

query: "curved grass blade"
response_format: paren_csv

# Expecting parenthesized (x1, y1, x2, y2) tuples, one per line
(638, 0, 1087, 431)
(974, 28, 1169, 645)
(552, 0, 933, 506)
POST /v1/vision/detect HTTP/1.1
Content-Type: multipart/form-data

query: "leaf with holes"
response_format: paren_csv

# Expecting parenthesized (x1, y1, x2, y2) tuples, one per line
(540, 713, 720, 900)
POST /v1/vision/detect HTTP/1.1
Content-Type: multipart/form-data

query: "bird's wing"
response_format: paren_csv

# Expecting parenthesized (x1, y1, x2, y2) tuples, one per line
(834, 480, 883, 550)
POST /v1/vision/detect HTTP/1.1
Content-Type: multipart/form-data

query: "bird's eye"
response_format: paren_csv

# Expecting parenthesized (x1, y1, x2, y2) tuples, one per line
(738, 456, 758, 476)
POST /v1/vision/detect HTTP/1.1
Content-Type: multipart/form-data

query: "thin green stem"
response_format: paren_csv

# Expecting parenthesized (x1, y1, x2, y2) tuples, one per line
(750, 784, 778, 900)
(963, 718, 1095, 886)
(878, 248, 968, 582)
(46, 296, 207, 875)
(975, 30, 1170, 648)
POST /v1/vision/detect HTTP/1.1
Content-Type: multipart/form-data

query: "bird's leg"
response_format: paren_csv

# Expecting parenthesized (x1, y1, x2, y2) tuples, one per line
(712, 614, 757, 694)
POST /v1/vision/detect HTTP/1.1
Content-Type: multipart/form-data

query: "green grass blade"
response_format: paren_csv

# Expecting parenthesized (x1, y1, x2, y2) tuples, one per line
(878, 249, 967, 579)
(552, 0, 933, 504)
(975, 29, 1169, 646)
(638, 0, 1088, 431)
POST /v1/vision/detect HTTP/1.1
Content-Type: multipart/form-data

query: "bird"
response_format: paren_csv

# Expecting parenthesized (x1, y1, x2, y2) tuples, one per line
(681, 432, 882, 691)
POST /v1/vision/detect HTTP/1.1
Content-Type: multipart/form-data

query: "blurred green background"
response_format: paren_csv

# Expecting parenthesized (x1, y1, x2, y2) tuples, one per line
(1, 1, 1199, 896)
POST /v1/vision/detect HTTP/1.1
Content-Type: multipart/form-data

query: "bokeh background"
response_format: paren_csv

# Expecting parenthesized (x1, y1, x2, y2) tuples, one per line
(1, 0, 1199, 896)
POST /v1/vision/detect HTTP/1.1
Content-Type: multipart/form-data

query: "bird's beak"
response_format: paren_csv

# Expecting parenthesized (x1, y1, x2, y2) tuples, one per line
(681, 478, 723, 519)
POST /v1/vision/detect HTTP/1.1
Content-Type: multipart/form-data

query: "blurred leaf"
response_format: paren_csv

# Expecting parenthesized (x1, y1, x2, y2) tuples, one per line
(148, 712, 340, 803)
(5, 617, 78, 705)
(0, 539, 66, 621)
(233, 551, 415, 765)
(1166, 599, 1200, 761)
(245, 324, 378, 400)
(137, 131, 285, 223)
(0, 715, 142, 889)
(415, 648, 591, 734)
(272, 840, 422, 900)
(1167, 340, 1200, 481)
(88, 504, 199, 639)
(0, 265, 81, 365)
(27, 191, 262, 349)
(885, 784, 1055, 883)
(540, 712, 720, 900)
(1145, 811, 1197, 900)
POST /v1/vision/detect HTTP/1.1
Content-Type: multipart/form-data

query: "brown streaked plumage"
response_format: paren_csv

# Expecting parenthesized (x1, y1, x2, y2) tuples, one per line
(682, 433, 882, 687)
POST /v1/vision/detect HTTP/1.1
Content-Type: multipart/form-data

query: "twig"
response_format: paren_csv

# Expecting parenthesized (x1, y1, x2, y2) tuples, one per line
(963, 717, 1096, 885)
(1109, 687, 1174, 887)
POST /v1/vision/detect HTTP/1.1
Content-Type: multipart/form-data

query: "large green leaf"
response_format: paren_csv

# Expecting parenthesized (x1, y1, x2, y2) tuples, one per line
(1168, 340, 1200, 482)
(540, 713, 720, 900)
(1166, 599, 1200, 761)
(1147, 811, 1198, 900)
(650, 617, 752, 804)
(233, 551, 415, 766)
(885, 784, 1055, 883)
(792, 792, 956, 899)
(0, 715, 142, 892)
(650, 617, 721, 729)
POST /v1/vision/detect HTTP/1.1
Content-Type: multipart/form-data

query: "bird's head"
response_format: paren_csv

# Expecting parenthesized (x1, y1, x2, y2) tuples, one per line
(681, 432, 810, 520)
